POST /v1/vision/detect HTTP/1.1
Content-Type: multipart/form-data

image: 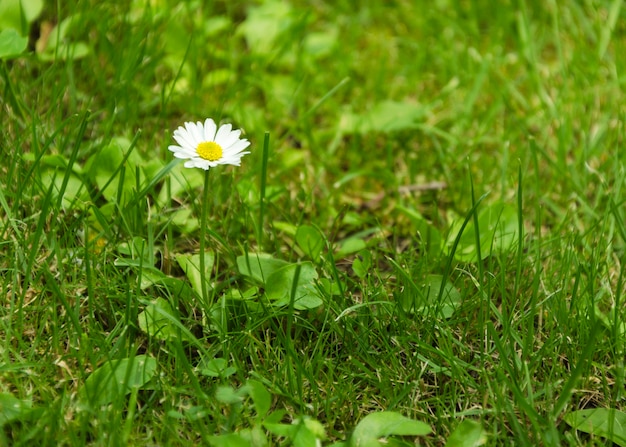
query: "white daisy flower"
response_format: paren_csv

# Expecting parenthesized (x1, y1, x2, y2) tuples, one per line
(168, 118, 251, 170)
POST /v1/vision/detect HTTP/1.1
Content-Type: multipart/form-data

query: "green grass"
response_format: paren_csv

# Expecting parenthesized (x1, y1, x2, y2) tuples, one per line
(1, 0, 626, 445)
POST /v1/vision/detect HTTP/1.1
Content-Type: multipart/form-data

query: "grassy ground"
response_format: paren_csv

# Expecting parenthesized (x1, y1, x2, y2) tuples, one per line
(1, 0, 625, 445)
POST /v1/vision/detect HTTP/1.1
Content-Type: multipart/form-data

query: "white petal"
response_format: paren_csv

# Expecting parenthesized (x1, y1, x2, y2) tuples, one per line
(172, 150, 195, 159)
(220, 155, 248, 166)
(183, 122, 198, 138)
(203, 118, 217, 142)
(176, 125, 200, 149)
(183, 122, 200, 146)
(168, 142, 197, 157)
(219, 129, 242, 149)
(223, 139, 251, 155)
(220, 151, 247, 163)
(173, 129, 198, 151)
(214, 123, 233, 145)
(221, 151, 249, 162)
(186, 159, 210, 170)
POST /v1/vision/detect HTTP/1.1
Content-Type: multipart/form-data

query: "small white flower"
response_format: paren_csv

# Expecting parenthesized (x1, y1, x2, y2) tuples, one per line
(168, 118, 250, 170)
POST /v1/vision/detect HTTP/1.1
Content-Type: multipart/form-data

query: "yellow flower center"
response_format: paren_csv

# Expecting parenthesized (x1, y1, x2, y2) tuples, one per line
(196, 141, 223, 161)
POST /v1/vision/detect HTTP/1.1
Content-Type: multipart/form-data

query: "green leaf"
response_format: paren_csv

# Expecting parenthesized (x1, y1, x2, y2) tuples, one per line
(303, 26, 339, 58)
(237, 253, 289, 284)
(0, 28, 28, 59)
(400, 274, 461, 318)
(215, 385, 247, 405)
(80, 356, 157, 407)
(445, 203, 519, 262)
(176, 252, 215, 296)
(238, 425, 269, 447)
(85, 137, 143, 204)
(317, 277, 343, 296)
(246, 380, 271, 419)
(339, 100, 427, 135)
(199, 358, 237, 379)
(352, 250, 372, 279)
(207, 433, 252, 447)
(350, 412, 431, 447)
(265, 263, 323, 310)
(335, 237, 367, 259)
(138, 298, 192, 342)
(237, 1, 293, 55)
(158, 162, 203, 205)
(116, 236, 153, 263)
(564, 408, 626, 447)
(296, 225, 326, 261)
(40, 168, 89, 210)
(37, 14, 90, 61)
(0, 0, 43, 34)
(395, 205, 443, 259)
(445, 420, 487, 447)
(0, 393, 32, 426)
(264, 417, 324, 447)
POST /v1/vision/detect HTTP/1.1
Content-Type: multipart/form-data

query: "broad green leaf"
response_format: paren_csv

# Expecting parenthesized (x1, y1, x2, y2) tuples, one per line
(237, 1, 293, 55)
(335, 237, 367, 259)
(38, 42, 89, 61)
(564, 408, 626, 447)
(139, 271, 194, 296)
(138, 298, 192, 342)
(445, 203, 519, 262)
(199, 358, 237, 379)
(445, 420, 487, 447)
(292, 421, 323, 447)
(0, 28, 27, 59)
(317, 277, 343, 296)
(116, 236, 153, 263)
(237, 253, 289, 284)
(176, 252, 215, 296)
(112, 262, 164, 290)
(339, 100, 427, 135)
(265, 263, 323, 309)
(350, 412, 431, 447)
(207, 433, 252, 447)
(595, 304, 626, 337)
(246, 379, 271, 419)
(264, 417, 324, 447)
(40, 168, 89, 210)
(400, 274, 461, 318)
(273, 221, 297, 236)
(85, 137, 144, 204)
(236, 178, 261, 207)
(0, 393, 31, 426)
(395, 205, 443, 259)
(167, 207, 199, 234)
(204, 68, 235, 87)
(303, 26, 338, 58)
(215, 385, 247, 405)
(352, 250, 372, 279)
(222, 287, 260, 301)
(157, 162, 203, 205)
(80, 356, 157, 407)
(296, 225, 326, 260)
(237, 425, 268, 447)
(0, 0, 43, 33)
(37, 14, 90, 61)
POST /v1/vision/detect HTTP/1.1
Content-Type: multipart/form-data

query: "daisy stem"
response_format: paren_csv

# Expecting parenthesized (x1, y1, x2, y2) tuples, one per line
(199, 169, 211, 306)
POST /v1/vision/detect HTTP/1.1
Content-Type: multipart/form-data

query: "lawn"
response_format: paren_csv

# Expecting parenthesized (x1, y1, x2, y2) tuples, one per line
(1, 0, 625, 445)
